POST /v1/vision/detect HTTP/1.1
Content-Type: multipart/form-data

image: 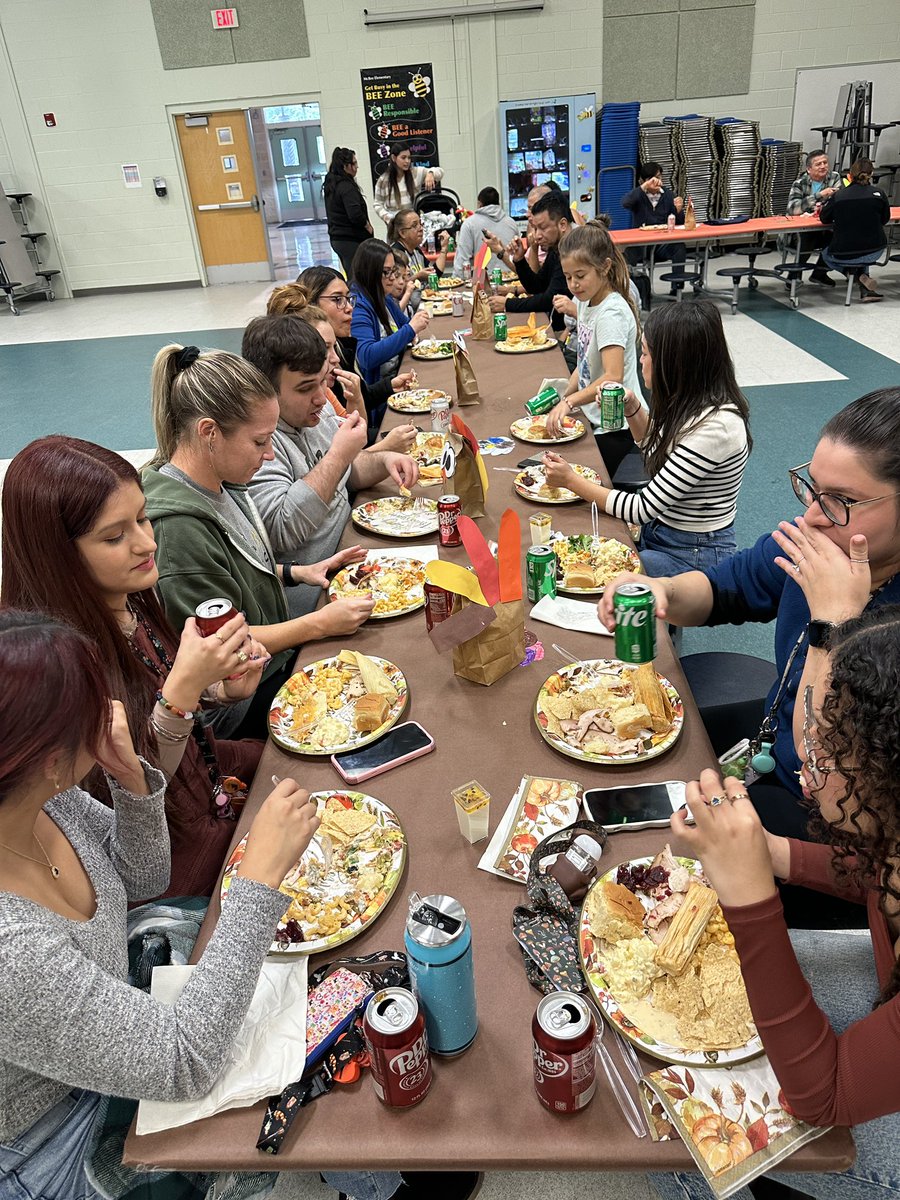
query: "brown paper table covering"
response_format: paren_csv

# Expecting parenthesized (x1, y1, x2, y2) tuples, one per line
(124, 317, 854, 1175)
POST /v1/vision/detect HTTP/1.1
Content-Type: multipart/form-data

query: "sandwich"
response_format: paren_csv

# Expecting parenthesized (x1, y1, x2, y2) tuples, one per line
(654, 882, 719, 975)
(355, 693, 390, 732)
(610, 703, 652, 740)
(586, 880, 644, 943)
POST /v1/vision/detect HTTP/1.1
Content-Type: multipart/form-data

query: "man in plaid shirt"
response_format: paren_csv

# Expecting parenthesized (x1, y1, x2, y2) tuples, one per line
(784, 150, 842, 285)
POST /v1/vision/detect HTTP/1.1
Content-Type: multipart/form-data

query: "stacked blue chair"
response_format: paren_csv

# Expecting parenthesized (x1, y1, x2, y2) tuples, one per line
(597, 101, 641, 229)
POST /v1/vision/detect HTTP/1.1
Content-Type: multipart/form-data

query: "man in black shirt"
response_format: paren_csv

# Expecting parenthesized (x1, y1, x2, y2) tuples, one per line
(621, 161, 686, 293)
(486, 190, 573, 332)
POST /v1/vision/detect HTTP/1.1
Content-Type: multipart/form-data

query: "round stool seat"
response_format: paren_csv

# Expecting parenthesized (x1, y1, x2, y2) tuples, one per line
(679, 652, 777, 756)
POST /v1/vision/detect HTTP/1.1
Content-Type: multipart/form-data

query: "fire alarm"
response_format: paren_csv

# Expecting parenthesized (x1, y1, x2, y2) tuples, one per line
(43, 113, 56, 127)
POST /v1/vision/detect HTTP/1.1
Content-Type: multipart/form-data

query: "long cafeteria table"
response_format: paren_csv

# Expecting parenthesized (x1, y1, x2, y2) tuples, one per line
(611, 206, 900, 251)
(124, 314, 854, 1178)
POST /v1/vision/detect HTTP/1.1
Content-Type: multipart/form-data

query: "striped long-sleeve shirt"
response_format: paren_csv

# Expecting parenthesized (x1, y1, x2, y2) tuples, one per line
(604, 407, 749, 532)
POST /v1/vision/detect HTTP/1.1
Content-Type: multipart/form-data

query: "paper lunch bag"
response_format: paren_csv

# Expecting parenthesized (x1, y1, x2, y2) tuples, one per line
(452, 598, 525, 686)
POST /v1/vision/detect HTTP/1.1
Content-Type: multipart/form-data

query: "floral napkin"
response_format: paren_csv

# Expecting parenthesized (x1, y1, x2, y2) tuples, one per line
(639, 1056, 829, 1199)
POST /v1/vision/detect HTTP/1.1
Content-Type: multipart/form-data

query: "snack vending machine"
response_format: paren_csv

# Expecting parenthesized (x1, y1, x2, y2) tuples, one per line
(497, 94, 597, 224)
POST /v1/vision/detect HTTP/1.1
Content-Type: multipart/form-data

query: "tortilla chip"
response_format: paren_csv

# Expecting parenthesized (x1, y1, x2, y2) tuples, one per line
(321, 802, 376, 842)
(542, 693, 576, 721)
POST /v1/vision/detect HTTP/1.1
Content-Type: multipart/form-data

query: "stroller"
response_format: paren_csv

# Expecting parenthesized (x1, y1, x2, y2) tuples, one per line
(414, 185, 463, 246)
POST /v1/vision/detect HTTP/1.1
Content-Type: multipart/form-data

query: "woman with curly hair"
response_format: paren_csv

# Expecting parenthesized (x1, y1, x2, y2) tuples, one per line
(649, 603, 900, 1200)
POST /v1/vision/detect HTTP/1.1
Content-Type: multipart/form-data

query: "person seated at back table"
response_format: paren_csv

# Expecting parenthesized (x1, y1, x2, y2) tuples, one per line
(621, 161, 687, 295)
(483, 182, 553, 278)
(455, 186, 520, 273)
(486, 189, 575, 334)
(784, 149, 843, 286)
(598, 386, 900, 927)
(386, 245, 418, 318)
(388, 207, 450, 295)
(649, 605, 900, 1200)
(350, 239, 431, 391)
(819, 157, 891, 303)
(143, 344, 374, 740)
(242, 314, 418, 618)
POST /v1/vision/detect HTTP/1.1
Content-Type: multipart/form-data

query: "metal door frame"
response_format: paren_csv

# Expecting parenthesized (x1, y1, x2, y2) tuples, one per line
(266, 121, 326, 223)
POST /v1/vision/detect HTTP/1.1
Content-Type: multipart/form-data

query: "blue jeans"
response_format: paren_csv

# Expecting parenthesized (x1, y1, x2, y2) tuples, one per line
(821, 246, 883, 274)
(648, 928, 900, 1200)
(637, 519, 737, 578)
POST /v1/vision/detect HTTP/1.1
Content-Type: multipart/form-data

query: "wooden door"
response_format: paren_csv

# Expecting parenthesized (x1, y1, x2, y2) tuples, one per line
(175, 110, 272, 284)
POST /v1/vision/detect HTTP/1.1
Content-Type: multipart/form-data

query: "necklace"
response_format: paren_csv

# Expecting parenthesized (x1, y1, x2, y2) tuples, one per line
(0, 833, 60, 878)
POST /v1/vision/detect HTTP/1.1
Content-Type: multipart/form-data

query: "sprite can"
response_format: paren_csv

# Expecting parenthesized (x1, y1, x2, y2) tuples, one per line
(599, 384, 626, 432)
(493, 313, 508, 341)
(428, 272, 440, 292)
(526, 546, 558, 603)
(524, 386, 559, 417)
(490, 266, 503, 288)
(613, 583, 656, 664)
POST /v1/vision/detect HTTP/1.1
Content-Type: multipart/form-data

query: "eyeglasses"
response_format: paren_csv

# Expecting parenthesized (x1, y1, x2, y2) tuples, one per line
(382, 266, 402, 279)
(789, 461, 900, 527)
(319, 292, 355, 309)
(801, 686, 839, 790)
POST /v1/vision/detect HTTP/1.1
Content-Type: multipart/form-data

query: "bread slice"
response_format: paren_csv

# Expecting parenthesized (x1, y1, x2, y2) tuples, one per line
(586, 880, 645, 943)
(355, 693, 390, 733)
(565, 565, 596, 589)
(654, 882, 719, 975)
(611, 703, 652, 740)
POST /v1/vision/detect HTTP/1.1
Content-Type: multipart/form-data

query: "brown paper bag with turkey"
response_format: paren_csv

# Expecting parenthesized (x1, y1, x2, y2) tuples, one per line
(453, 340, 480, 407)
(470, 280, 494, 340)
(452, 598, 525, 686)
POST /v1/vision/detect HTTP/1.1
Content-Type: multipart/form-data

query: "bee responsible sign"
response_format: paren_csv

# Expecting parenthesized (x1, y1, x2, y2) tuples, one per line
(360, 63, 440, 188)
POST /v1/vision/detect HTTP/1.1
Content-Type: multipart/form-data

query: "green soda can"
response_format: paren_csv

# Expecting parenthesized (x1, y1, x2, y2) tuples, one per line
(613, 582, 657, 664)
(599, 383, 626, 432)
(490, 267, 503, 288)
(493, 313, 508, 341)
(428, 272, 440, 292)
(524, 386, 559, 417)
(526, 546, 558, 603)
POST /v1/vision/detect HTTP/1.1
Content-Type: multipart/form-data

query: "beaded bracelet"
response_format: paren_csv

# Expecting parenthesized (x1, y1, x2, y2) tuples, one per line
(155, 691, 197, 721)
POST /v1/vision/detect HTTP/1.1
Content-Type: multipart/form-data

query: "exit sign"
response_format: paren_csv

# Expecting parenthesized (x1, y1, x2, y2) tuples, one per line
(211, 7, 239, 27)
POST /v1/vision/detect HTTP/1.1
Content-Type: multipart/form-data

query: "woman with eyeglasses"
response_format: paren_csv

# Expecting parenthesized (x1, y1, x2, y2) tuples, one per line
(649, 604, 900, 1200)
(599, 386, 900, 849)
(349, 239, 431, 391)
(388, 207, 451, 289)
(322, 147, 373, 278)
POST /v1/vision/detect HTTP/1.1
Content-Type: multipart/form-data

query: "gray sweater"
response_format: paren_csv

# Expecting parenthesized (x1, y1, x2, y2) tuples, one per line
(0, 764, 289, 1141)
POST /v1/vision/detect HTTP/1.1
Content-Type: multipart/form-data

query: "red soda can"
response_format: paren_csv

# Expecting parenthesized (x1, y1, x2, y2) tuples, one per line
(195, 598, 238, 637)
(532, 992, 596, 1114)
(424, 581, 454, 632)
(363, 987, 433, 1108)
(437, 494, 462, 548)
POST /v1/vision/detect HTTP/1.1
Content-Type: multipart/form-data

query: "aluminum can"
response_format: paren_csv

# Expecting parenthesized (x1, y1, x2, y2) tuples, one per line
(427, 272, 440, 293)
(437, 494, 462, 547)
(524, 385, 559, 417)
(462, 262, 473, 282)
(195, 598, 238, 637)
(599, 383, 626, 432)
(430, 394, 451, 434)
(667, 213, 676, 232)
(490, 266, 503, 288)
(526, 545, 557, 603)
(613, 582, 657, 664)
(493, 313, 508, 341)
(532, 992, 596, 1114)
(405, 893, 478, 1056)
(363, 987, 433, 1108)
(451, 292, 465, 317)
(424, 580, 454, 632)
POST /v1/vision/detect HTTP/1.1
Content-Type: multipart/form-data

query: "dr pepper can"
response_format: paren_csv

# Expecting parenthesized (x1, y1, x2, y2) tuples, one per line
(363, 987, 433, 1108)
(195, 598, 238, 637)
(532, 992, 596, 1114)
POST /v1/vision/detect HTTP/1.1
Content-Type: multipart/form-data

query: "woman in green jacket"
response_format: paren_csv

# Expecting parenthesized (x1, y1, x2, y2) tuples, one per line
(143, 343, 373, 739)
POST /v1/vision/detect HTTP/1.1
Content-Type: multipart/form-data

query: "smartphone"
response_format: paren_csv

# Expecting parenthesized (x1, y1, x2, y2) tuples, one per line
(517, 455, 545, 469)
(331, 721, 435, 784)
(582, 781, 686, 832)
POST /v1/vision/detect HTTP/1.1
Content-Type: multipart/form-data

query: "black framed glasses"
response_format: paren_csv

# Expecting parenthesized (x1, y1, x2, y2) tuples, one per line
(382, 266, 402, 279)
(801, 686, 838, 789)
(789, 461, 900, 527)
(319, 292, 355, 309)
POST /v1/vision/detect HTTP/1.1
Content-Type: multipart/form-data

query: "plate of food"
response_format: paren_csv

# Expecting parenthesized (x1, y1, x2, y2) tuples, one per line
(351, 496, 439, 537)
(495, 335, 558, 354)
(221, 790, 407, 956)
(514, 464, 598, 503)
(268, 651, 408, 756)
(510, 414, 586, 444)
(550, 532, 641, 593)
(328, 555, 427, 618)
(411, 339, 454, 360)
(387, 387, 451, 414)
(579, 847, 762, 1065)
(534, 659, 683, 764)
(437, 276, 465, 289)
(408, 430, 446, 485)
(423, 298, 453, 315)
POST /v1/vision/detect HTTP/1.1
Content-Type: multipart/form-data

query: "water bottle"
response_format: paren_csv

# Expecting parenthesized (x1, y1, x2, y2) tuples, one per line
(404, 892, 478, 1056)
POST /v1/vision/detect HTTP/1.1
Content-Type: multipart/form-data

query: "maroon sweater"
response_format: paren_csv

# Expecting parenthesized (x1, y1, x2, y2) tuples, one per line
(723, 840, 900, 1127)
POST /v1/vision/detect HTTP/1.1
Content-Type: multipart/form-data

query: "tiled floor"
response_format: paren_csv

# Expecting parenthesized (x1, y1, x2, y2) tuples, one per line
(268, 220, 338, 280)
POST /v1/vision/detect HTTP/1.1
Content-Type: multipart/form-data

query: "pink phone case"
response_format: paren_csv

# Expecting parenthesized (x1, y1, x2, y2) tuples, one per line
(330, 725, 435, 784)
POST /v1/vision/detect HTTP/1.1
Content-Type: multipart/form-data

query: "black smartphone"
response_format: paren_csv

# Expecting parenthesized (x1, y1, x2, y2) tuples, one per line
(582, 782, 686, 832)
(331, 721, 435, 784)
(517, 455, 545, 468)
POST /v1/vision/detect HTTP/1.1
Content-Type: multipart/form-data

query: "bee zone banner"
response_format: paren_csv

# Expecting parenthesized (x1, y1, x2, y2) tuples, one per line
(360, 63, 441, 188)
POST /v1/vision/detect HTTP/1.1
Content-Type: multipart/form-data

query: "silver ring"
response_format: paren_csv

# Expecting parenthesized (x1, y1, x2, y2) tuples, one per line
(709, 795, 726, 807)
(853, 557, 869, 565)
(793, 563, 802, 573)
(236, 650, 248, 664)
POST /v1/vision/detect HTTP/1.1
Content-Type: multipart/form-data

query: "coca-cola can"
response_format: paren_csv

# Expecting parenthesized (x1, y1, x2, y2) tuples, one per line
(195, 598, 238, 637)
(532, 992, 596, 1114)
(437, 494, 462, 547)
(363, 987, 433, 1108)
(451, 293, 465, 317)
(424, 580, 454, 632)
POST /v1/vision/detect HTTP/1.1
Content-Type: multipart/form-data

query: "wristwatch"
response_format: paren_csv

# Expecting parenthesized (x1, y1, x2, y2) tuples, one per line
(807, 619, 836, 650)
(281, 562, 301, 587)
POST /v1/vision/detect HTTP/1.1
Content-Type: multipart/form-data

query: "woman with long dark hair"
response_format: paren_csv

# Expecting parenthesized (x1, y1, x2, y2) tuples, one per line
(1, 437, 269, 897)
(322, 147, 373, 277)
(373, 142, 442, 229)
(650, 604, 900, 1200)
(349, 239, 430, 388)
(545, 297, 750, 576)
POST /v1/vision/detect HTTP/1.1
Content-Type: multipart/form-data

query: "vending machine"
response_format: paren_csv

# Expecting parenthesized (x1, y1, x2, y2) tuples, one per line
(497, 94, 597, 223)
